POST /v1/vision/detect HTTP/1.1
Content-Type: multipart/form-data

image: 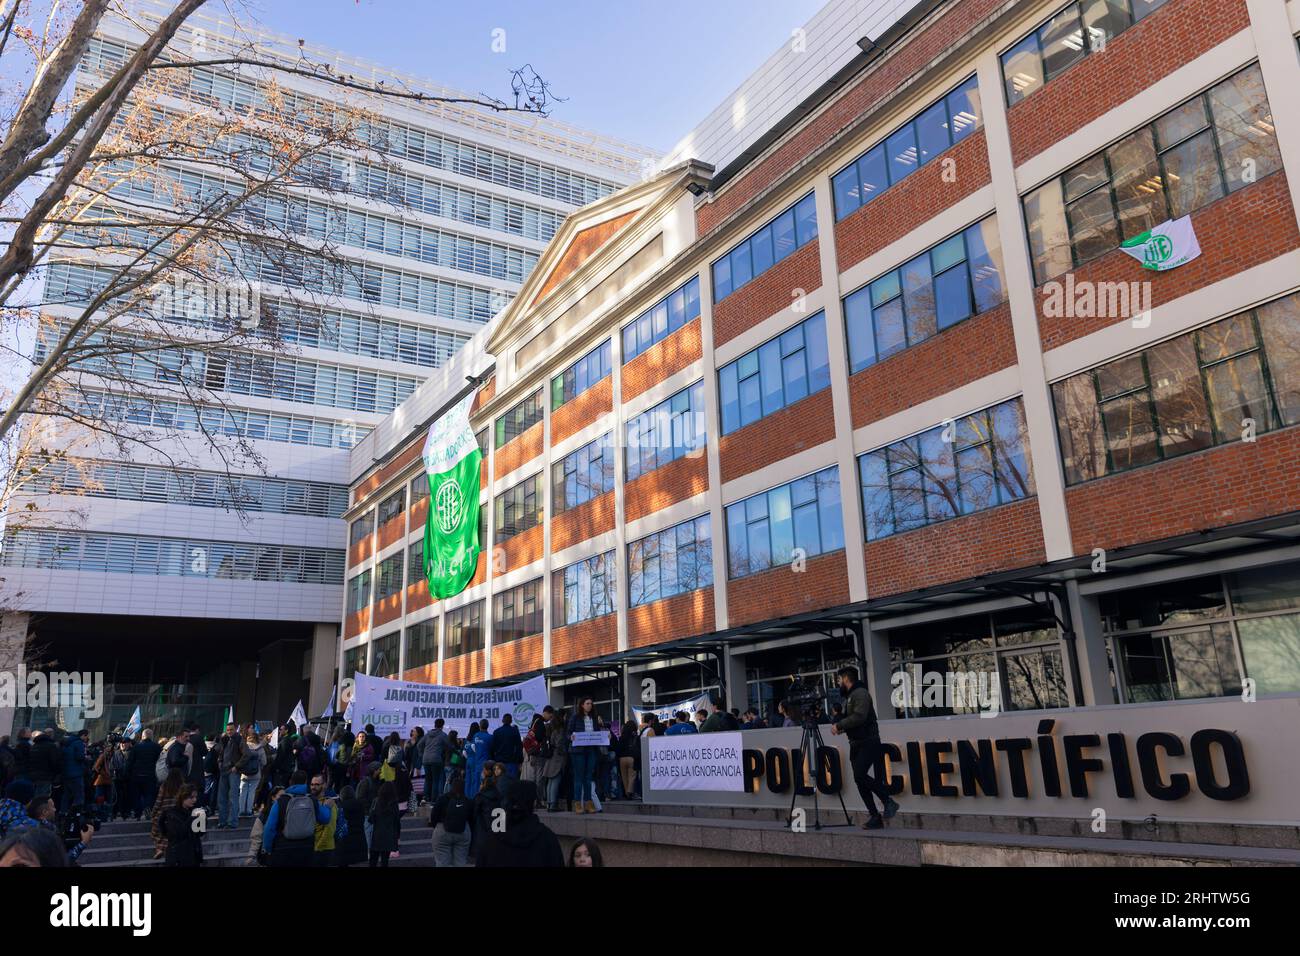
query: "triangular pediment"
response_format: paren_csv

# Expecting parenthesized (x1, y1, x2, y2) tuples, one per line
(529, 209, 640, 308)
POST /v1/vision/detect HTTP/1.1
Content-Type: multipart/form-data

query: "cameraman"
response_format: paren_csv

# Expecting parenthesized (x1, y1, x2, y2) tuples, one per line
(830, 666, 899, 830)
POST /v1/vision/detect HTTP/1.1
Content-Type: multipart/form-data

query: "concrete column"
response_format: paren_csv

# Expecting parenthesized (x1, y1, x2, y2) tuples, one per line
(308, 622, 339, 718)
(862, 617, 894, 716)
(1066, 580, 1114, 707)
(976, 50, 1074, 561)
(1247, 0, 1300, 235)
(0, 612, 29, 740)
(722, 645, 748, 712)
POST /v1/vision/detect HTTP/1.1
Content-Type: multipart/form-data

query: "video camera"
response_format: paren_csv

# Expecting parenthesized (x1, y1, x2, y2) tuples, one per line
(61, 810, 101, 849)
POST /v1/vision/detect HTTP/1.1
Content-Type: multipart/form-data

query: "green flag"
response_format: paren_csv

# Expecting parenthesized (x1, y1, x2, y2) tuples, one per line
(422, 392, 482, 598)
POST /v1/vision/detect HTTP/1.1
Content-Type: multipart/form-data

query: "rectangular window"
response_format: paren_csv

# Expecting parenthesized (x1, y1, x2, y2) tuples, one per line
(493, 577, 543, 644)
(552, 550, 617, 626)
(494, 473, 543, 540)
(1052, 292, 1299, 484)
(832, 75, 982, 221)
(725, 467, 843, 579)
(622, 277, 701, 363)
(407, 539, 423, 586)
(404, 618, 438, 670)
(860, 398, 1034, 541)
(444, 601, 484, 657)
(1001, 0, 1171, 105)
(843, 218, 1005, 373)
(349, 511, 374, 545)
(377, 488, 405, 526)
(346, 569, 372, 613)
(628, 514, 712, 608)
(712, 194, 817, 303)
(625, 381, 706, 481)
(1024, 64, 1280, 284)
(718, 312, 831, 435)
(372, 631, 400, 678)
(551, 432, 615, 513)
(552, 339, 613, 409)
(374, 552, 404, 603)
(494, 390, 544, 448)
(410, 474, 429, 504)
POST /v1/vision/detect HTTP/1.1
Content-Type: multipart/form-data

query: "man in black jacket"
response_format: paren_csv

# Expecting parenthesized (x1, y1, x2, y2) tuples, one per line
(126, 729, 161, 819)
(475, 780, 562, 868)
(487, 714, 524, 781)
(831, 666, 899, 830)
(24, 729, 61, 800)
(186, 723, 209, 807)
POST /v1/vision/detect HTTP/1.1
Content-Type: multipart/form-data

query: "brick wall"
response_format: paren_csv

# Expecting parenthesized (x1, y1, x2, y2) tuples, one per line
(552, 375, 613, 445)
(498, 523, 543, 574)
(551, 614, 618, 666)
(1007, 0, 1247, 166)
(726, 551, 851, 627)
(863, 498, 1046, 597)
(627, 588, 715, 649)
(1064, 428, 1300, 555)
(712, 242, 822, 348)
(405, 578, 432, 614)
(624, 452, 709, 523)
(343, 607, 369, 640)
(442, 650, 485, 687)
(532, 210, 638, 306)
(372, 591, 402, 629)
(348, 536, 373, 570)
(353, 440, 421, 508)
(835, 130, 990, 273)
(377, 516, 405, 551)
(849, 302, 1016, 428)
(621, 318, 703, 402)
(402, 662, 437, 684)
(1037, 173, 1299, 351)
(551, 492, 615, 553)
(719, 388, 836, 483)
(696, 0, 1006, 237)
(492, 632, 544, 679)
(495, 420, 544, 480)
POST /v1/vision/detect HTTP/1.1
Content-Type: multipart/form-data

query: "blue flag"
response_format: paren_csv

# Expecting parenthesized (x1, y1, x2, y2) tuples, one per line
(124, 706, 142, 740)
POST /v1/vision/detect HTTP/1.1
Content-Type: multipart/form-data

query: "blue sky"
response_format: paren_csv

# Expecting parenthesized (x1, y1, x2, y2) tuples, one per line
(237, 0, 829, 152)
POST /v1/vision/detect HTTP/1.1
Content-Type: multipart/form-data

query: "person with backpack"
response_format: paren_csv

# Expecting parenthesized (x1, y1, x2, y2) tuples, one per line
(488, 714, 524, 781)
(444, 731, 465, 791)
(262, 770, 335, 867)
(334, 784, 368, 867)
(89, 742, 115, 822)
(215, 721, 247, 830)
(238, 731, 265, 817)
(420, 719, 448, 805)
(245, 781, 284, 866)
(348, 731, 375, 784)
(470, 761, 503, 859)
(541, 712, 568, 812)
(309, 773, 348, 867)
(161, 784, 203, 867)
(700, 695, 741, 733)
(367, 780, 401, 867)
(296, 732, 322, 779)
(429, 772, 472, 866)
(524, 712, 549, 800)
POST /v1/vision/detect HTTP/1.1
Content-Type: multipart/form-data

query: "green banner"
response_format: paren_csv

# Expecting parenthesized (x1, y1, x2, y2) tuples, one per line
(422, 393, 482, 598)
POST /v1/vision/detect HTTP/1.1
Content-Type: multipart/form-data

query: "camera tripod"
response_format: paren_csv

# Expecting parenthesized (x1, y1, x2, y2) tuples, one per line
(785, 716, 852, 830)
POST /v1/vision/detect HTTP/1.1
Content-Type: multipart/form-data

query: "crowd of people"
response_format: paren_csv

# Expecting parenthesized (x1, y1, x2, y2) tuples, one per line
(0, 673, 895, 866)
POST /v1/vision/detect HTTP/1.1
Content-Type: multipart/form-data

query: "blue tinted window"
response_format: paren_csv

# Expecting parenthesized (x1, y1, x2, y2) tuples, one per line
(552, 340, 612, 409)
(716, 312, 831, 435)
(625, 381, 706, 480)
(551, 432, 614, 513)
(623, 276, 701, 362)
(628, 514, 712, 608)
(713, 193, 819, 303)
(725, 466, 843, 578)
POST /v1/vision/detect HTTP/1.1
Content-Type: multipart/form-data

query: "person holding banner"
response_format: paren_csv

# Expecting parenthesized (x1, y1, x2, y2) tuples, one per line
(567, 698, 605, 814)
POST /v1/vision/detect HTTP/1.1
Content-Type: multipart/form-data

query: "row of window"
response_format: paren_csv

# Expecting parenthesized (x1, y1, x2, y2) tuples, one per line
(1002, 0, 1172, 106)
(832, 74, 982, 222)
(552, 341, 612, 410)
(719, 311, 831, 435)
(844, 217, 1006, 372)
(622, 276, 703, 363)
(712, 194, 818, 303)
(624, 381, 707, 482)
(1025, 64, 1281, 285)
(82, 38, 624, 208)
(495, 391, 545, 449)
(551, 432, 615, 515)
(1054, 293, 1300, 484)
(43, 264, 472, 372)
(22, 459, 349, 519)
(73, 391, 370, 450)
(0, 529, 345, 584)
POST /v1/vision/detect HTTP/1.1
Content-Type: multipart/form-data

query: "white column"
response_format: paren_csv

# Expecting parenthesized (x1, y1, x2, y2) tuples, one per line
(976, 50, 1074, 561)
(696, 266, 731, 630)
(307, 622, 338, 718)
(1247, 0, 1300, 235)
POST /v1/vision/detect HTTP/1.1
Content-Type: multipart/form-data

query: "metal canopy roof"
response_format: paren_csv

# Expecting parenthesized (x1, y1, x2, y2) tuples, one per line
(475, 510, 1300, 688)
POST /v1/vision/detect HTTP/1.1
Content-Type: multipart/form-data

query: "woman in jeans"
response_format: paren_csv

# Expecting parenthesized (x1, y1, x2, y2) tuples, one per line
(567, 698, 605, 814)
(430, 773, 472, 866)
(616, 720, 640, 799)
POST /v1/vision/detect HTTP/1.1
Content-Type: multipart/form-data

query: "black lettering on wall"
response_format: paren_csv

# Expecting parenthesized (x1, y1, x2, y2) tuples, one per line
(743, 749, 764, 793)
(765, 747, 789, 793)
(956, 739, 998, 797)
(1063, 734, 1103, 799)
(1107, 733, 1135, 799)
(792, 748, 815, 796)
(1037, 719, 1062, 798)
(883, 742, 905, 796)
(815, 746, 842, 795)
(1190, 729, 1250, 801)
(924, 741, 958, 797)
(995, 738, 1032, 798)
(906, 741, 925, 796)
(1136, 732, 1190, 801)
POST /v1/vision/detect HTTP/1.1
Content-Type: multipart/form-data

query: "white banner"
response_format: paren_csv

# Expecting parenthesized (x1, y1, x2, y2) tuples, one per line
(1119, 215, 1201, 271)
(646, 731, 745, 792)
(350, 672, 548, 740)
(632, 692, 711, 725)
